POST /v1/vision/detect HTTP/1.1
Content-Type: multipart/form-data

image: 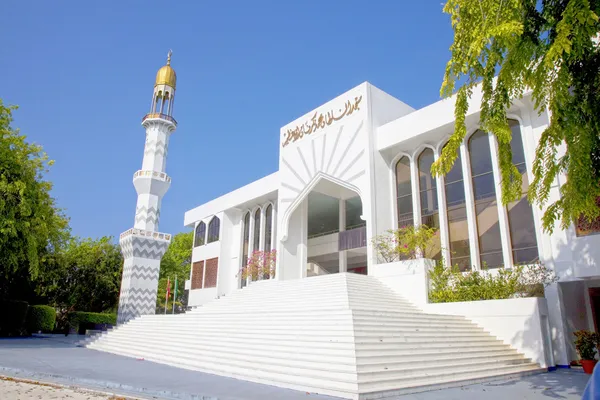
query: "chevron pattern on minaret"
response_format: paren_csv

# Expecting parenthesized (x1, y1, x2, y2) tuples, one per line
(135, 206, 161, 226)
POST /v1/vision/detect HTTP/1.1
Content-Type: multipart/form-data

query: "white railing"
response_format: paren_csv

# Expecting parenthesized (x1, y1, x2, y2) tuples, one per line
(133, 170, 171, 183)
(120, 228, 171, 241)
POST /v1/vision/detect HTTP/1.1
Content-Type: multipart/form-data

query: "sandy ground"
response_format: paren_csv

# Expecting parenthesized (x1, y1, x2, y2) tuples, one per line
(0, 377, 135, 400)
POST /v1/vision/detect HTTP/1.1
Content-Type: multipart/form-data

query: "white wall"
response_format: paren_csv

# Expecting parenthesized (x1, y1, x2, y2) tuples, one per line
(369, 259, 433, 308)
(276, 84, 372, 279)
(188, 287, 218, 307)
(307, 233, 338, 258)
(423, 298, 553, 369)
(278, 199, 306, 280)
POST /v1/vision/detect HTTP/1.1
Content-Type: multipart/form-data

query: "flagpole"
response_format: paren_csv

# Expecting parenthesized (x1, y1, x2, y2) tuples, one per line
(164, 276, 169, 315)
(172, 276, 177, 314)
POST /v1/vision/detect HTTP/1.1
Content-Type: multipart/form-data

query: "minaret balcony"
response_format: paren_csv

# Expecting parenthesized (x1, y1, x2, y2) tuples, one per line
(142, 113, 177, 126)
(133, 170, 171, 197)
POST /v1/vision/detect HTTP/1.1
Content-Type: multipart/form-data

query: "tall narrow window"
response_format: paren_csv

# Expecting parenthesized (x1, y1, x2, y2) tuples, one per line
(506, 120, 539, 264)
(253, 209, 261, 251)
(469, 130, 503, 268)
(264, 205, 273, 253)
(207, 216, 220, 243)
(418, 149, 441, 261)
(194, 221, 206, 247)
(263, 205, 273, 279)
(443, 147, 471, 270)
(241, 212, 250, 288)
(395, 156, 413, 227)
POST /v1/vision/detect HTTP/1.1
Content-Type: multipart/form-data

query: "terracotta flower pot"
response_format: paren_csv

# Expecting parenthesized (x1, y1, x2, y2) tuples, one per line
(581, 359, 597, 374)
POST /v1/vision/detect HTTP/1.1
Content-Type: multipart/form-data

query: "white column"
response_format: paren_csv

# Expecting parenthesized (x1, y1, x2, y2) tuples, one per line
(339, 198, 348, 273)
(258, 207, 266, 280)
(247, 210, 256, 286)
(299, 199, 308, 279)
(545, 282, 570, 366)
(488, 133, 513, 268)
(410, 157, 421, 227)
(460, 142, 481, 270)
(434, 148, 451, 266)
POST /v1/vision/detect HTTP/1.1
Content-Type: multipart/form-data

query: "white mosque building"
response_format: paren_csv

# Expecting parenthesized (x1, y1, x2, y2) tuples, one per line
(98, 54, 600, 399)
(183, 80, 600, 367)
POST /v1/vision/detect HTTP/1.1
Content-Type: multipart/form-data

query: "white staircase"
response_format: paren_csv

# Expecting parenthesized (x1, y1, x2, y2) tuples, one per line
(87, 273, 543, 399)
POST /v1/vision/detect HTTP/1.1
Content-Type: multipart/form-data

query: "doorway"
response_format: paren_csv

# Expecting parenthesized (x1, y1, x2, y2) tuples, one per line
(589, 288, 600, 332)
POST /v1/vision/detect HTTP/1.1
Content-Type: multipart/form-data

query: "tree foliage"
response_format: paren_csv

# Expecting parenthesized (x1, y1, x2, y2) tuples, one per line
(435, 0, 600, 232)
(0, 101, 70, 286)
(0, 99, 70, 299)
(156, 231, 193, 313)
(36, 237, 122, 312)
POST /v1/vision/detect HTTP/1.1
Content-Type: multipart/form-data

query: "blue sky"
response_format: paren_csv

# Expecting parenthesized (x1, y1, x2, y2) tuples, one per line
(1, 1, 453, 240)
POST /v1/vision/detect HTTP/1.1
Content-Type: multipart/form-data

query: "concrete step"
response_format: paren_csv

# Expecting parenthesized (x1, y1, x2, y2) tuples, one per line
(92, 273, 542, 399)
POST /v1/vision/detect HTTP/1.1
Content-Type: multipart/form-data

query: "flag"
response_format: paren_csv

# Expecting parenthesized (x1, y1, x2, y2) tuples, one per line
(172, 276, 178, 314)
(164, 277, 170, 314)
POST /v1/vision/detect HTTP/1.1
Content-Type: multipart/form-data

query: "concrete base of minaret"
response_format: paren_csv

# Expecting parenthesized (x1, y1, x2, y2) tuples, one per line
(117, 228, 171, 324)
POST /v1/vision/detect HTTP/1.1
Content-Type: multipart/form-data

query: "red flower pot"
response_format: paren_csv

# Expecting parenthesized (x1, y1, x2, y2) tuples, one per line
(581, 359, 597, 374)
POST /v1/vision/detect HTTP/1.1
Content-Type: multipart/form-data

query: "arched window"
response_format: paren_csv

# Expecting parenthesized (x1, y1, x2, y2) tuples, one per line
(506, 120, 539, 264)
(443, 146, 471, 270)
(395, 156, 413, 227)
(194, 221, 206, 247)
(264, 205, 273, 253)
(241, 212, 250, 288)
(154, 91, 163, 113)
(161, 92, 170, 114)
(418, 148, 441, 261)
(263, 205, 273, 279)
(253, 208, 261, 251)
(207, 216, 220, 243)
(469, 130, 503, 268)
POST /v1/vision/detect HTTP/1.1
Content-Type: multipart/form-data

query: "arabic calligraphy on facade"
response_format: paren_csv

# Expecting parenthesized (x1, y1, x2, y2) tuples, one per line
(282, 95, 363, 148)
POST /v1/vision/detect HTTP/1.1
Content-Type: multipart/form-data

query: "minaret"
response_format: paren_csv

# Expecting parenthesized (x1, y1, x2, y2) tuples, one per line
(117, 51, 178, 324)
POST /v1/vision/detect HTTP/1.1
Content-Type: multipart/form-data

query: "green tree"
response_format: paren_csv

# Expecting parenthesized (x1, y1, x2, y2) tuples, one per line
(36, 237, 122, 312)
(0, 99, 70, 299)
(156, 231, 193, 313)
(434, 0, 600, 232)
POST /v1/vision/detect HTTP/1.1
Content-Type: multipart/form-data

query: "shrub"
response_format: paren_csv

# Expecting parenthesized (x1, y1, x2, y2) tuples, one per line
(372, 226, 439, 263)
(428, 261, 557, 303)
(69, 312, 116, 334)
(239, 250, 276, 281)
(25, 305, 56, 333)
(0, 300, 29, 336)
(574, 330, 600, 360)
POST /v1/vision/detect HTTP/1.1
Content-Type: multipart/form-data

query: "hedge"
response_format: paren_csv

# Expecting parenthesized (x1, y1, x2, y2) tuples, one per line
(25, 305, 56, 333)
(69, 312, 116, 334)
(0, 300, 29, 336)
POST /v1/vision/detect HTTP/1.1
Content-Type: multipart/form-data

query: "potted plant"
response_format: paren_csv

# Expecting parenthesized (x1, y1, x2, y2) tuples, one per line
(574, 330, 600, 374)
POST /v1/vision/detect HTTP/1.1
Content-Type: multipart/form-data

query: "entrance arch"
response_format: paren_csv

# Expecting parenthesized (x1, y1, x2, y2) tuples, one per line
(277, 173, 367, 280)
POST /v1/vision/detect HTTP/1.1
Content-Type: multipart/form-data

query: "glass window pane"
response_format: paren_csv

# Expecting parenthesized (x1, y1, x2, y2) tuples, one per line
(253, 209, 261, 250)
(396, 157, 413, 226)
(469, 130, 502, 269)
(307, 192, 339, 237)
(443, 148, 471, 271)
(207, 217, 220, 243)
(345, 196, 364, 230)
(418, 149, 441, 262)
(241, 213, 250, 288)
(506, 120, 539, 264)
(263, 205, 272, 253)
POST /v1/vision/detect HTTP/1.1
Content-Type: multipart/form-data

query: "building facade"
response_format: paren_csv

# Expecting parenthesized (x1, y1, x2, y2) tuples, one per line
(184, 82, 600, 368)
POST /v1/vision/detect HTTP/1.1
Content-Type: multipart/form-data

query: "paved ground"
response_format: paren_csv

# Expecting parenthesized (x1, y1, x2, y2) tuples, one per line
(0, 335, 591, 400)
(0, 376, 129, 399)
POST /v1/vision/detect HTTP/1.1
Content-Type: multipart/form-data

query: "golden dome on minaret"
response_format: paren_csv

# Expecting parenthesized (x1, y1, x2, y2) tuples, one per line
(155, 50, 176, 88)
